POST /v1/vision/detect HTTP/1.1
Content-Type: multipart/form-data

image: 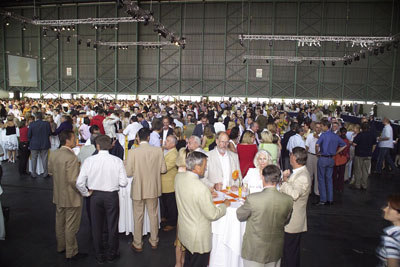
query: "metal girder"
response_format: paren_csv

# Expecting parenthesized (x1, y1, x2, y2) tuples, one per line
(243, 55, 345, 62)
(239, 34, 394, 42)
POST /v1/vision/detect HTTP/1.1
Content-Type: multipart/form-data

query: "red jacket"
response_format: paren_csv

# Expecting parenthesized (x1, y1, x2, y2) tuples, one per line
(90, 115, 105, 134)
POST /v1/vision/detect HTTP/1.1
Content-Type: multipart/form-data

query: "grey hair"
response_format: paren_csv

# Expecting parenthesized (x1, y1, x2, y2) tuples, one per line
(262, 165, 281, 184)
(168, 135, 178, 146)
(253, 150, 272, 168)
(189, 135, 201, 146)
(185, 151, 208, 171)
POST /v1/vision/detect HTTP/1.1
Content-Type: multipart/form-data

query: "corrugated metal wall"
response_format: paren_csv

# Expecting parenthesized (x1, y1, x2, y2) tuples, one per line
(0, 0, 399, 101)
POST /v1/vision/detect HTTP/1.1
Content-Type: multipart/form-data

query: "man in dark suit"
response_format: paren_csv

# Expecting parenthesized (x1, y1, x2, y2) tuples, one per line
(192, 115, 215, 138)
(28, 112, 51, 178)
(281, 122, 298, 170)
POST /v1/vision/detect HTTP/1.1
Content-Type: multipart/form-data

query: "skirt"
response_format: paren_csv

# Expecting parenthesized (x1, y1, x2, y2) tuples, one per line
(4, 134, 18, 151)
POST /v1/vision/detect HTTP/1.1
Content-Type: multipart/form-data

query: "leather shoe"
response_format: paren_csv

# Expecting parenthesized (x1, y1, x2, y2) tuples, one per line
(163, 225, 176, 232)
(131, 244, 143, 253)
(327, 201, 334, 206)
(68, 252, 88, 261)
(313, 201, 326, 206)
(107, 253, 120, 263)
(150, 244, 158, 250)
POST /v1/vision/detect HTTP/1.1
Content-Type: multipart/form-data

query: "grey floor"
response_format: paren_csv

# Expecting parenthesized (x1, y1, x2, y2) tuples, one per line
(0, 160, 398, 267)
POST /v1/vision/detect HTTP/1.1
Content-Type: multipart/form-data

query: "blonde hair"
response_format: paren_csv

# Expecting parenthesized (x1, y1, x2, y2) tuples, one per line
(260, 130, 273, 144)
(241, 131, 255, 145)
(227, 121, 236, 130)
(267, 123, 277, 135)
(253, 150, 272, 169)
(174, 127, 183, 140)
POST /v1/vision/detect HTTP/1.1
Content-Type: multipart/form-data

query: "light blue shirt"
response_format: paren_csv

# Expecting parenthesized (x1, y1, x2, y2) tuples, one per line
(149, 131, 161, 147)
(287, 133, 305, 153)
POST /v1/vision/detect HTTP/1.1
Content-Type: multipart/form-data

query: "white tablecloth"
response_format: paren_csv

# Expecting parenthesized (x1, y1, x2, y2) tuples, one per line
(118, 177, 161, 235)
(28, 147, 80, 175)
(210, 192, 247, 267)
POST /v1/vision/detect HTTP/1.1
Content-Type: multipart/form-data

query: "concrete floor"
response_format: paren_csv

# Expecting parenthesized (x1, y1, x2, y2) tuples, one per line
(0, 161, 398, 267)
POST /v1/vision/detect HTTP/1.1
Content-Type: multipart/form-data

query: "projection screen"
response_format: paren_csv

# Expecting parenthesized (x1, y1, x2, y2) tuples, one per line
(7, 55, 38, 87)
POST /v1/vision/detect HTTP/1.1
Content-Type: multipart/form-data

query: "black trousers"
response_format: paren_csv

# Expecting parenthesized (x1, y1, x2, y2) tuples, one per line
(282, 232, 302, 267)
(90, 191, 119, 258)
(128, 140, 135, 150)
(161, 192, 178, 226)
(184, 250, 210, 267)
(18, 142, 30, 174)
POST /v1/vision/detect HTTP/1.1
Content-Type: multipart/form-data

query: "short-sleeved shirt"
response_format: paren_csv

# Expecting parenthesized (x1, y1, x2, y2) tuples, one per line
(353, 131, 377, 157)
(316, 130, 346, 156)
(376, 225, 400, 267)
(379, 124, 394, 148)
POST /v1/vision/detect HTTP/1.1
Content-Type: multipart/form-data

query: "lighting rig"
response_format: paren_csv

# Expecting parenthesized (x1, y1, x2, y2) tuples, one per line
(94, 41, 176, 50)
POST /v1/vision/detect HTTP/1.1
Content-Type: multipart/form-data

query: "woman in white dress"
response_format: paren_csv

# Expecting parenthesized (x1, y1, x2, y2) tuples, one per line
(242, 150, 273, 194)
(4, 116, 19, 163)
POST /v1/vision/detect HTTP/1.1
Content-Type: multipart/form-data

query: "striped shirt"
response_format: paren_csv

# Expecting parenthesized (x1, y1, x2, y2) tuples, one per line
(376, 226, 400, 266)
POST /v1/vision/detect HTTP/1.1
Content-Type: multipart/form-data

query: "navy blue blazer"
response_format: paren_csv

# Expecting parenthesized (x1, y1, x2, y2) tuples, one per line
(28, 120, 51, 150)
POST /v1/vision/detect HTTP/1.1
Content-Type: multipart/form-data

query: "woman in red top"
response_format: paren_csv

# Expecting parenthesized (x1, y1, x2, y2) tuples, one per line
(237, 130, 258, 177)
(18, 120, 30, 175)
(333, 127, 350, 193)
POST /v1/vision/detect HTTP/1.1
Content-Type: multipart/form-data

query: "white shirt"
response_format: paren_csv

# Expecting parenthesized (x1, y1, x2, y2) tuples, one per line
(76, 151, 128, 197)
(103, 114, 120, 138)
(123, 122, 143, 141)
(162, 128, 170, 143)
(174, 119, 184, 129)
(305, 132, 319, 154)
(217, 150, 231, 188)
(53, 114, 61, 127)
(149, 131, 161, 147)
(242, 168, 263, 194)
(214, 122, 226, 134)
(287, 133, 305, 153)
(379, 124, 394, 148)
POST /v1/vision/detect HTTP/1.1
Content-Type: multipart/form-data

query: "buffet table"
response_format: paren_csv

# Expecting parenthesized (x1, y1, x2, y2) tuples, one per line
(210, 190, 247, 267)
(118, 177, 161, 235)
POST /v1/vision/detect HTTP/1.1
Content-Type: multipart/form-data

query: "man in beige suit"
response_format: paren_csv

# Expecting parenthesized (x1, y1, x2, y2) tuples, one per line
(280, 147, 311, 267)
(176, 135, 206, 171)
(175, 151, 230, 267)
(161, 135, 179, 231)
(126, 128, 167, 252)
(237, 165, 293, 267)
(48, 130, 86, 261)
(203, 131, 241, 190)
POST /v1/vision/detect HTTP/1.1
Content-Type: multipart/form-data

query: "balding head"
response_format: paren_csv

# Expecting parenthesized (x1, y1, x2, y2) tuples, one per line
(216, 131, 229, 154)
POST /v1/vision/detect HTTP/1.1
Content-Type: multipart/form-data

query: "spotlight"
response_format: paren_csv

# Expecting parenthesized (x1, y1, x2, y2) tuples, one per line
(66, 36, 71, 43)
(393, 40, 399, 49)
(361, 52, 366, 59)
(374, 48, 379, 55)
(239, 36, 244, 47)
(5, 18, 10, 26)
(67, 26, 71, 31)
(348, 58, 352, 65)
(93, 25, 98, 30)
(336, 42, 340, 49)
(332, 61, 336, 66)
(78, 39, 82, 45)
(114, 24, 118, 30)
(181, 44, 185, 49)
(53, 27, 58, 32)
(102, 25, 107, 30)
(22, 23, 27, 31)
(243, 59, 247, 64)
(386, 44, 391, 51)
(61, 26, 66, 31)
(43, 28, 47, 37)
(71, 26, 75, 31)
(379, 46, 384, 54)
(93, 44, 97, 50)
(56, 33, 60, 40)
(266, 60, 269, 64)
(354, 55, 360, 61)
(109, 46, 113, 50)
(87, 39, 91, 48)
(309, 61, 312, 65)
(344, 60, 347, 66)
(269, 41, 273, 47)
(322, 61, 325, 66)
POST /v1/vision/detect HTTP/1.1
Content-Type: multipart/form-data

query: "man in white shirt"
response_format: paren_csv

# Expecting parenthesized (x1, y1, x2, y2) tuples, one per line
(162, 116, 174, 145)
(76, 135, 128, 264)
(213, 117, 226, 134)
(103, 111, 120, 139)
(149, 118, 163, 147)
(287, 127, 305, 154)
(123, 116, 143, 149)
(375, 118, 399, 174)
(305, 122, 321, 195)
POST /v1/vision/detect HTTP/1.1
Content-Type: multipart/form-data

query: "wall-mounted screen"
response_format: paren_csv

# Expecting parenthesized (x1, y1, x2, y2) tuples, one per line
(7, 55, 38, 87)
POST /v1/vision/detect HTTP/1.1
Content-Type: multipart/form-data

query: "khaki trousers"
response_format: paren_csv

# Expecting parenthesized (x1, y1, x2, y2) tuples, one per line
(306, 153, 319, 195)
(132, 198, 159, 248)
(243, 258, 281, 267)
(55, 206, 82, 258)
(353, 156, 371, 189)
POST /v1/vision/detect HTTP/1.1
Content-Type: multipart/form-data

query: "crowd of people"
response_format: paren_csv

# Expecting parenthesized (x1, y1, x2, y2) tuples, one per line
(0, 97, 399, 267)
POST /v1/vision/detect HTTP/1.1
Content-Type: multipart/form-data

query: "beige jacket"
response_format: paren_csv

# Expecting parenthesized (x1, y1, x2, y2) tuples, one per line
(126, 142, 167, 200)
(49, 147, 82, 208)
(175, 171, 227, 254)
(202, 148, 242, 188)
(161, 148, 178, 193)
(280, 166, 311, 233)
(237, 187, 293, 264)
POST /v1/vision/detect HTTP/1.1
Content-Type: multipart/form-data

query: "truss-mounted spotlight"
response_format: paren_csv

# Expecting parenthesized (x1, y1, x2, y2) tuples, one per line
(386, 44, 391, 51)
(322, 61, 325, 66)
(393, 40, 399, 49)
(43, 28, 47, 37)
(78, 39, 82, 45)
(243, 59, 247, 64)
(309, 60, 312, 65)
(266, 59, 269, 64)
(71, 26, 75, 31)
(53, 27, 58, 32)
(379, 46, 385, 54)
(93, 44, 98, 50)
(374, 48, 379, 55)
(87, 39, 91, 48)
(22, 23, 27, 31)
(344, 60, 348, 66)
(332, 61, 336, 66)
(114, 24, 118, 30)
(66, 36, 71, 43)
(361, 52, 366, 59)
(61, 26, 66, 31)
(67, 26, 71, 31)
(269, 41, 273, 47)
(5, 18, 10, 26)
(239, 35, 244, 47)
(56, 33, 60, 40)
